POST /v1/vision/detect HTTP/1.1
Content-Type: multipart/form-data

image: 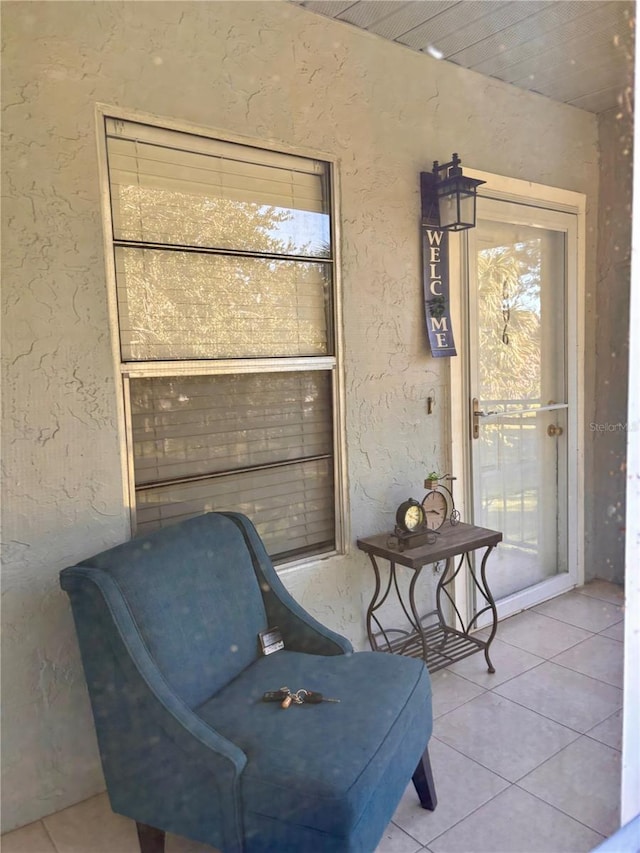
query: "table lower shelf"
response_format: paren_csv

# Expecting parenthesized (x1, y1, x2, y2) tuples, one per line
(373, 622, 488, 673)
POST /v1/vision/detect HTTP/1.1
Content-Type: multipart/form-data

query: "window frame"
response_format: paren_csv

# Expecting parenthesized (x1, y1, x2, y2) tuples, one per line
(96, 104, 348, 565)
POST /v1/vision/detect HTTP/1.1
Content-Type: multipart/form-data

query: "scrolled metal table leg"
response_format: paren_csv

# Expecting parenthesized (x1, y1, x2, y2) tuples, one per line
(479, 545, 498, 673)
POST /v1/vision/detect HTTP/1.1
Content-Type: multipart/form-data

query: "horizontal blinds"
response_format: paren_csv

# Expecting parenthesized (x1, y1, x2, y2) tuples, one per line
(106, 121, 330, 257)
(106, 118, 325, 174)
(105, 116, 338, 561)
(135, 457, 335, 561)
(116, 248, 331, 360)
(130, 372, 333, 486)
(131, 371, 335, 560)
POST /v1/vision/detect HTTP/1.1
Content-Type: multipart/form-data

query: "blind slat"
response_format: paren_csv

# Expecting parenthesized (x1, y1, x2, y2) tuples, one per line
(107, 134, 330, 253)
(135, 456, 335, 558)
(130, 372, 333, 485)
(109, 146, 325, 203)
(106, 118, 325, 175)
(110, 169, 325, 213)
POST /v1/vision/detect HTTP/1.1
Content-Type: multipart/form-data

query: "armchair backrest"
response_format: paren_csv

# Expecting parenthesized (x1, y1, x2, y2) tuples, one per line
(72, 513, 269, 707)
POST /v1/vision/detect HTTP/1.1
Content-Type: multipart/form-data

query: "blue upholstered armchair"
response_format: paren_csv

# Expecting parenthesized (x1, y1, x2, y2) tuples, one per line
(60, 512, 436, 852)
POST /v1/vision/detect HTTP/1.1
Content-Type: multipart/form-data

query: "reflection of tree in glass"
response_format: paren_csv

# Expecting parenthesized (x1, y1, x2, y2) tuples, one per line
(116, 186, 330, 257)
(478, 241, 541, 403)
(115, 187, 331, 359)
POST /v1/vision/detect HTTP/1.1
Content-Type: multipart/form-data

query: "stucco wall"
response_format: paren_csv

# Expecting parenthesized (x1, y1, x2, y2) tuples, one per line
(1, 0, 599, 831)
(585, 107, 633, 584)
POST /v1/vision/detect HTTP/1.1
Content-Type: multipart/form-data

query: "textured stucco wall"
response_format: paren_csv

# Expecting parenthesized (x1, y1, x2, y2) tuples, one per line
(2, 0, 599, 831)
(585, 106, 633, 583)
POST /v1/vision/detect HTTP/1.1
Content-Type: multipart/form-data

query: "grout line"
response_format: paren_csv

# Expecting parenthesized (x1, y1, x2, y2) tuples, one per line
(40, 819, 58, 852)
(389, 819, 426, 847)
(512, 782, 610, 842)
(549, 656, 624, 690)
(583, 729, 624, 753)
(597, 621, 625, 639)
(433, 666, 613, 741)
(436, 685, 592, 748)
(429, 735, 514, 787)
(488, 684, 622, 738)
(528, 609, 613, 633)
(422, 782, 516, 848)
(482, 627, 597, 659)
(431, 677, 489, 721)
(418, 776, 608, 852)
(530, 602, 624, 633)
(582, 706, 624, 751)
(484, 659, 547, 691)
(574, 586, 624, 607)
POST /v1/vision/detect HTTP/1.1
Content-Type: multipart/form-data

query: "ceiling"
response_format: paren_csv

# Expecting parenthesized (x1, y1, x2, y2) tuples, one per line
(293, 0, 634, 114)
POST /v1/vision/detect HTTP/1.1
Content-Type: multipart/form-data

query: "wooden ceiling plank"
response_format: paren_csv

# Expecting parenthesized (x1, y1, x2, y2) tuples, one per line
(299, 1, 357, 17)
(337, 1, 418, 29)
(398, 0, 517, 51)
(473, 2, 632, 79)
(292, 0, 634, 113)
(531, 63, 628, 104)
(568, 85, 627, 113)
(366, 0, 459, 40)
(427, 1, 554, 61)
(511, 41, 630, 93)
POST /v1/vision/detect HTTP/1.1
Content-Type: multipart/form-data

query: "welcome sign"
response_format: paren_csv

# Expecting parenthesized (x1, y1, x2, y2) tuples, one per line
(422, 227, 456, 358)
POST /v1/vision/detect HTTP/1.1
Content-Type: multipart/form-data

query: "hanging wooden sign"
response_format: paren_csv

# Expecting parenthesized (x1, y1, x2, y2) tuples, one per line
(422, 227, 456, 358)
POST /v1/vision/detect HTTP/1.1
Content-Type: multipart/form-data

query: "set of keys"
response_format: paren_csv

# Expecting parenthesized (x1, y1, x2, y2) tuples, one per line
(262, 686, 340, 709)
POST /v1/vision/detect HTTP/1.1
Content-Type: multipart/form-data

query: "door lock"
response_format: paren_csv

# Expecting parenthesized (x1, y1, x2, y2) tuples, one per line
(472, 398, 481, 439)
(472, 398, 498, 439)
(547, 424, 564, 437)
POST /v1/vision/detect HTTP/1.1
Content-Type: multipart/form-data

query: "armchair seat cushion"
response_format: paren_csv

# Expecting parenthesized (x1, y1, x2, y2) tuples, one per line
(196, 649, 432, 840)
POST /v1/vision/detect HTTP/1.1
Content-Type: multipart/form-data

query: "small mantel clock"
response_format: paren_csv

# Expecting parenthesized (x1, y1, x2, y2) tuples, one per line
(421, 473, 460, 530)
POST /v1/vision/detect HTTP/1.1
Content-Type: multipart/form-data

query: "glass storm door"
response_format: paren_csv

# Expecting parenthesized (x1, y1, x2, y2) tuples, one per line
(467, 199, 577, 612)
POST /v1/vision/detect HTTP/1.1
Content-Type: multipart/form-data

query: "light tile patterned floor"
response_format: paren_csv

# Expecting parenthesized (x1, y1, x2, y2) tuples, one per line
(2, 581, 624, 853)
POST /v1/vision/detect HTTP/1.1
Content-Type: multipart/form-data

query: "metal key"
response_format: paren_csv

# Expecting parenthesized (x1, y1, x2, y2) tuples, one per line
(297, 689, 340, 704)
(262, 687, 340, 708)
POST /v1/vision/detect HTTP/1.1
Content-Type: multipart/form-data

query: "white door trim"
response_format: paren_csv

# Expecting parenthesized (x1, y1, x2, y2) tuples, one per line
(449, 171, 586, 623)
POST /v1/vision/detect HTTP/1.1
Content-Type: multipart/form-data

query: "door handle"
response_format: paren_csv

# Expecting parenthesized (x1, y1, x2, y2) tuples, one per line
(472, 398, 498, 439)
(547, 424, 564, 437)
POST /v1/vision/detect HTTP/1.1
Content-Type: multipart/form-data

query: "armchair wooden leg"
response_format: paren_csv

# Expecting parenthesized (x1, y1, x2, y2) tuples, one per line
(136, 822, 165, 853)
(412, 745, 437, 811)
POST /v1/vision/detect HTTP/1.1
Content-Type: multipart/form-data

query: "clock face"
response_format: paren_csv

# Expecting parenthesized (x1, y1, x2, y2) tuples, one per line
(396, 500, 425, 533)
(422, 490, 448, 530)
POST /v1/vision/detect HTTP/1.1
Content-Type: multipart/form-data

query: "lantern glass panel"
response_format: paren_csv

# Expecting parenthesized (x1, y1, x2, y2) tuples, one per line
(438, 189, 477, 231)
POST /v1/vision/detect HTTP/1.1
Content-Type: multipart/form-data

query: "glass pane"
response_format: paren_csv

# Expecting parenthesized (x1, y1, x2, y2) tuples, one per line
(116, 247, 331, 360)
(136, 457, 335, 562)
(477, 221, 566, 408)
(108, 137, 331, 258)
(475, 409, 568, 599)
(130, 372, 333, 486)
(473, 218, 568, 601)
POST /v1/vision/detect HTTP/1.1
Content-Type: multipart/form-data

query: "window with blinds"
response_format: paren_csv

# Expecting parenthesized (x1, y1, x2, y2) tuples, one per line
(102, 114, 342, 562)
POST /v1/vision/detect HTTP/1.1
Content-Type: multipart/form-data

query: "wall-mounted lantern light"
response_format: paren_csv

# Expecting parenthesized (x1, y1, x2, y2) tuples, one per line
(421, 153, 485, 232)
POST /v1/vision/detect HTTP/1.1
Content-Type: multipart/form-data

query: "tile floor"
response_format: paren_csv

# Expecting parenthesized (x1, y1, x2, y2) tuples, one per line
(3, 580, 625, 853)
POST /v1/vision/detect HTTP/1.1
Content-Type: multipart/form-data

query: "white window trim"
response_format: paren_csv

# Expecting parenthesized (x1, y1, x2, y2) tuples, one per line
(95, 103, 349, 564)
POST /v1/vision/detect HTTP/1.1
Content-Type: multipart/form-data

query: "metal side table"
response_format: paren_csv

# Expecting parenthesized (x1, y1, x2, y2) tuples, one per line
(357, 522, 502, 673)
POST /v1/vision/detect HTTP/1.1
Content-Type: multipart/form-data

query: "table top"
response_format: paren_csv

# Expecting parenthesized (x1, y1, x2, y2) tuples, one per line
(357, 521, 502, 570)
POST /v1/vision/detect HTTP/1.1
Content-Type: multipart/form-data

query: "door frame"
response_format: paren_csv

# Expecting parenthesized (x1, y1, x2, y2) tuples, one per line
(447, 170, 586, 623)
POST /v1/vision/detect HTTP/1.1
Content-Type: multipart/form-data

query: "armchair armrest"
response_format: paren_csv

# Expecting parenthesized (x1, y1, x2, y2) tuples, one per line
(61, 567, 247, 850)
(222, 513, 354, 656)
